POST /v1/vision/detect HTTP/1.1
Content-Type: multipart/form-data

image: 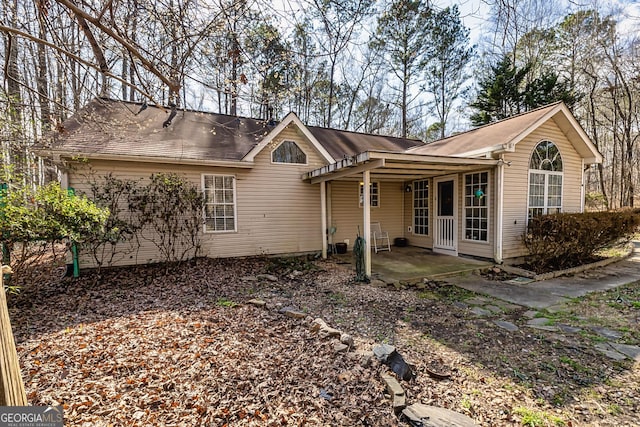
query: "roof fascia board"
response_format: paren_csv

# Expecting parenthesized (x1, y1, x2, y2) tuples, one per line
(309, 159, 385, 184)
(242, 112, 335, 163)
(366, 151, 500, 166)
(50, 151, 255, 168)
(454, 103, 602, 164)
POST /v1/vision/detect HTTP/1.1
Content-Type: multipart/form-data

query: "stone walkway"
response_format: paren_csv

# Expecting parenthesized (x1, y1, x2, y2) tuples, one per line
(453, 292, 640, 362)
(440, 243, 640, 362)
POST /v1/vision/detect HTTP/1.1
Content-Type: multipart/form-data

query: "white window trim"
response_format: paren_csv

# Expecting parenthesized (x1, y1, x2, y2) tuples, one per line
(359, 181, 380, 208)
(202, 174, 238, 233)
(271, 140, 308, 165)
(412, 179, 429, 236)
(527, 170, 564, 218)
(462, 170, 490, 244)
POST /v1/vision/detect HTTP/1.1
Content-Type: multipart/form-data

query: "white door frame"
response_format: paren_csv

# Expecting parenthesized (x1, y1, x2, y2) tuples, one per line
(433, 175, 458, 256)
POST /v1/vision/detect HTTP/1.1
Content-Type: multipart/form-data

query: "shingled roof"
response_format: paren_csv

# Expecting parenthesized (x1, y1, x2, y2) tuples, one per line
(46, 98, 275, 162)
(408, 102, 601, 164)
(46, 98, 423, 164)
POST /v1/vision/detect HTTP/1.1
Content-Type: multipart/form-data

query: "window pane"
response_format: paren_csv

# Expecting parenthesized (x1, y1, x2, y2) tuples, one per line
(203, 175, 236, 231)
(413, 180, 429, 235)
(463, 172, 488, 242)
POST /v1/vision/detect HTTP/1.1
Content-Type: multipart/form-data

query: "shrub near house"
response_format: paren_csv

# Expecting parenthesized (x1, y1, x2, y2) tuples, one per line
(523, 210, 640, 273)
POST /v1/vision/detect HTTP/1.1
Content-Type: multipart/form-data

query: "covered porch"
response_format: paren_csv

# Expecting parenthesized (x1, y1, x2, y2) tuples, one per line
(351, 245, 493, 283)
(305, 150, 504, 279)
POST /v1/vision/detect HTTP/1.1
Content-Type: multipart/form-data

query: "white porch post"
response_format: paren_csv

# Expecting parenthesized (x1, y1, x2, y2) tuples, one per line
(363, 170, 371, 277)
(494, 158, 504, 263)
(320, 181, 328, 259)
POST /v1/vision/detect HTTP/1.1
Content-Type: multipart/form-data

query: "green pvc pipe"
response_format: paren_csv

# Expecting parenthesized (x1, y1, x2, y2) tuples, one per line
(71, 242, 79, 278)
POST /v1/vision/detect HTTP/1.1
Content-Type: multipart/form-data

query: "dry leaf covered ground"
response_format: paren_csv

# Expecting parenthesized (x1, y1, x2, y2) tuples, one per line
(8, 256, 640, 426)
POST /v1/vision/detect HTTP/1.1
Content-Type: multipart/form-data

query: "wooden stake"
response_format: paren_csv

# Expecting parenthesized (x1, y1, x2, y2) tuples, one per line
(0, 265, 27, 406)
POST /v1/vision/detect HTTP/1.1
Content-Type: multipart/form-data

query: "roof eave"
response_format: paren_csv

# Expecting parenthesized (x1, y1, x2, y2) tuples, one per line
(40, 149, 255, 169)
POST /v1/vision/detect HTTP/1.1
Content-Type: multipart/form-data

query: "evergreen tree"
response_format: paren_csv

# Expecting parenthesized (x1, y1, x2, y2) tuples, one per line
(469, 55, 529, 126)
(469, 55, 574, 126)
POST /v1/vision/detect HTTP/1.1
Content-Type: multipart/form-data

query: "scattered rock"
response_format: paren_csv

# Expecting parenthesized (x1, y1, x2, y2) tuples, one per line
(402, 403, 479, 426)
(453, 301, 468, 310)
(594, 343, 627, 361)
(493, 320, 519, 332)
(370, 279, 387, 287)
(310, 318, 341, 338)
(470, 307, 491, 317)
(381, 373, 406, 413)
(590, 326, 623, 341)
(609, 343, 640, 361)
(278, 306, 306, 319)
(523, 310, 539, 319)
(340, 333, 355, 348)
(247, 299, 266, 307)
(557, 324, 582, 334)
(465, 297, 490, 305)
(256, 274, 278, 282)
(525, 318, 558, 331)
(484, 305, 503, 314)
(334, 342, 349, 353)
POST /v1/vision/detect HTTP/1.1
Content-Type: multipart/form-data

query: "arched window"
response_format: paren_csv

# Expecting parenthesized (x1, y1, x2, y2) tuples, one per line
(528, 140, 563, 218)
(272, 140, 307, 164)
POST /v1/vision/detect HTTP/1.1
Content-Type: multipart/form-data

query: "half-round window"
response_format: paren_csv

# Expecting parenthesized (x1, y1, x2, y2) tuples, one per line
(529, 140, 563, 171)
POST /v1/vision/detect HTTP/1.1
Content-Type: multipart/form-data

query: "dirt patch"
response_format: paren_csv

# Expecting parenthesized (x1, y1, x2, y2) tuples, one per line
(8, 256, 640, 426)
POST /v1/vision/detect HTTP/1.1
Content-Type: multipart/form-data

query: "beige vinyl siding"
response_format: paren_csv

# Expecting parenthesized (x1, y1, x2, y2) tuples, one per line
(68, 125, 328, 267)
(502, 118, 584, 259)
(329, 180, 406, 250)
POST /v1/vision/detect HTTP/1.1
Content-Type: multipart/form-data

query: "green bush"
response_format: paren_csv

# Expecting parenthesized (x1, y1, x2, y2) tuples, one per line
(523, 210, 640, 273)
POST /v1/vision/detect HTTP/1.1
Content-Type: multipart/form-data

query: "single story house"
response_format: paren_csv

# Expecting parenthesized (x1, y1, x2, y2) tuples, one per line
(42, 98, 602, 277)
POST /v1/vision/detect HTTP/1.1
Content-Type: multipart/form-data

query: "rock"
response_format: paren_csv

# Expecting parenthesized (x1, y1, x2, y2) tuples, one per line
(381, 373, 404, 396)
(340, 333, 355, 348)
(310, 318, 341, 338)
(354, 350, 373, 367)
(279, 306, 306, 318)
(402, 403, 479, 426)
(485, 305, 503, 314)
(594, 343, 627, 361)
(257, 274, 278, 282)
(609, 343, 640, 361)
(283, 310, 306, 319)
(373, 344, 396, 362)
(557, 324, 582, 334)
(247, 299, 266, 307)
(590, 326, 623, 341)
(470, 307, 491, 317)
(334, 342, 349, 353)
(370, 279, 387, 287)
(493, 320, 519, 332)
(465, 296, 490, 305)
(453, 302, 468, 310)
(523, 310, 539, 319)
(527, 317, 552, 326)
(393, 393, 406, 413)
(240, 276, 258, 282)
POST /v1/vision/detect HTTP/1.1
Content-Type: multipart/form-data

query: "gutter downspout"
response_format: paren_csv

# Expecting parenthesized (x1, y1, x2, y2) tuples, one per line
(494, 156, 505, 264)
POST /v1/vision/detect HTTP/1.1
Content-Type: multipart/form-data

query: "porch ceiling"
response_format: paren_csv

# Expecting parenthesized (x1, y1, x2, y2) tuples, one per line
(304, 150, 502, 183)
